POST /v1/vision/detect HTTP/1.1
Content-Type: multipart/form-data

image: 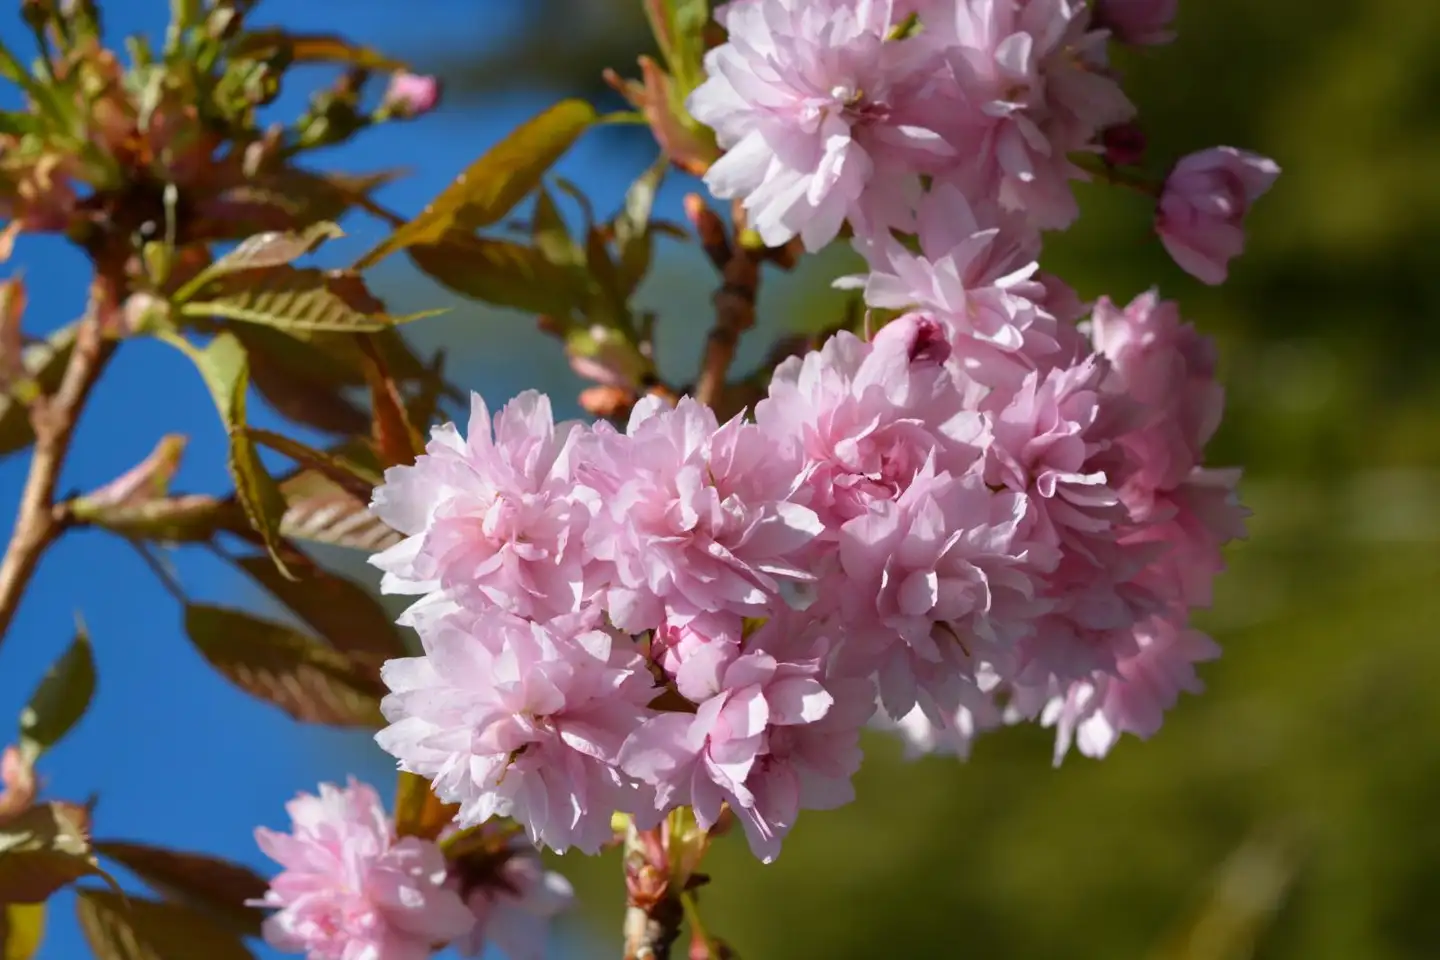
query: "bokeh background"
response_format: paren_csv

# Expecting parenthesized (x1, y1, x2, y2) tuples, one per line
(3, 0, 1440, 957)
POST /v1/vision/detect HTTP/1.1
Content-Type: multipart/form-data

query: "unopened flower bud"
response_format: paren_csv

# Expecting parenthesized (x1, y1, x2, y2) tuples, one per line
(1156, 146, 1280, 285)
(1101, 122, 1147, 168)
(381, 72, 442, 120)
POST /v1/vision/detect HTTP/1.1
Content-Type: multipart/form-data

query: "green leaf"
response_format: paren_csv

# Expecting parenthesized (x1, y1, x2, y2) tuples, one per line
(244, 428, 380, 501)
(644, 0, 711, 95)
(174, 222, 345, 302)
(0, 803, 107, 903)
(229, 29, 407, 70)
(614, 158, 668, 297)
(355, 99, 597, 270)
(393, 772, 459, 841)
(75, 889, 255, 960)
(181, 267, 418, 333)
(0, 323, 77, 459)
(93, 842, 268, 939)
(411, 234, 586, 318)
(531, 188, 580, 266)
(184, 604, 385, 727)
(234, 551, 407, 659)
(17, 625, 95, 763)
(1, 902, 45, 960)
(170, 333, 293, 579)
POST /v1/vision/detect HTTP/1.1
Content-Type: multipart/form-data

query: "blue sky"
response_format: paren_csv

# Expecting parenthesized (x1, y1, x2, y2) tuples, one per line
(0, 2, 713, 957)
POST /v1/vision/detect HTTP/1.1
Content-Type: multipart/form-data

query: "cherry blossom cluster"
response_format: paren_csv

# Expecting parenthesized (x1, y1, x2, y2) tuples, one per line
(366, 268, 1245, 869)
(252, 779, 572, 960)
(244, 15, 1279, 958)
(693, 0, 1278, 284)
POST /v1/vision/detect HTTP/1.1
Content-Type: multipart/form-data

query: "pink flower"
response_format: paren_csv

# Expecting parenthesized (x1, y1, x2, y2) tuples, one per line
(383, 72, 443, 118)
(839, 183, 1068, 389)
(836, 462, 1043, 720)
(1093, 0, 1177, 46)
(1044, 616, 1220, 761)
(1090, 291, 1225, 501)
(451, 827, 573, 960)
(930, 0, 1135, 229)
(580, 397, 822, 633)
(1156, 147, 1280, 285)
(374, 608, 656, 854)
(620, 621, 872, 862)
(651, 611, 746, 704)
(370, 391, 597, 623)
(690, 0, 950, 249)
(756, 330, 980, 530)
(252, 779, 474, 960)
(983, 358, 1135, 553)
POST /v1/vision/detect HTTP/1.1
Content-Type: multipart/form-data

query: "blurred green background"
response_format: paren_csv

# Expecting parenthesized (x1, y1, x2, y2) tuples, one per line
(379, 1, 1440, 957)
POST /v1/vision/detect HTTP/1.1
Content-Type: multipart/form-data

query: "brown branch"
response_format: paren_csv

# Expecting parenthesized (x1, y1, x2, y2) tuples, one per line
(621, 822, 684, 960)
(0, 291, 116, 647)
(690, 196, 760, 413)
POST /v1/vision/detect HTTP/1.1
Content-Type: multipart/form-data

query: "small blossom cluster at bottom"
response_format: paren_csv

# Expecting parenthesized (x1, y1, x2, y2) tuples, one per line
(252, 779, 571, 960)
(361, 284, 1245, 866)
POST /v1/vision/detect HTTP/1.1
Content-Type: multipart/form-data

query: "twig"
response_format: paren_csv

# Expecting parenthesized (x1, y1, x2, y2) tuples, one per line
(621, 821, 684, 960)
(0, 295, 117, 648)
(690, 196, 760, 412)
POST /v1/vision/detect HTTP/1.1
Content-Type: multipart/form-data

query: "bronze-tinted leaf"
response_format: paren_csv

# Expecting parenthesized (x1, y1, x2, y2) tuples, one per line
(277, 478, 401, 552)
(393, 772, 459, 842)
(75, 889, 255, 960)
(230, 29, 407, 70)
(244, 429, 380, 501)
(93, 842, 268, 939)
(0, 902, 44, 960)
(0, 803, 103, 903)
(176, 223, 345, 301)
(207, 169, 401, 238)
(246, 342, 369, 435)
(76, 494, 233, 544)
(17, 626, 95, 763)
(234, 552, 406, 659)
(184, 604, 386, 727)
(360, 340, 421, 469)
(0, 323, 76, 459)
(355, 99, 597, 270)
(411, 233, 585, 318)
(182, 267, 419, 333)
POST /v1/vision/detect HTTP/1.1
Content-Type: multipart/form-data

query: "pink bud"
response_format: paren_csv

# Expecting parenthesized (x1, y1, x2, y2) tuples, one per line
(1094, 0, 1178, 46)
(0, 745, 37, 823)
(382, 72, 442, 118)
(1156, 147, 1280, 286)
(1101, 122, 1147, 168)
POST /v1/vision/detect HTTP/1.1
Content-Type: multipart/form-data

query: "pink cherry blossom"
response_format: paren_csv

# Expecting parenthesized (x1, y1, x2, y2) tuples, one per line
(369, 391, 597, 623)
(1156, 147, 1281, 285)
(929, 0, 1135, 229)
(1090, 291, 1225, 503)
(1044, 616, 1220, 761)
(756, 330, 980, 531)
(450, 827, 574, 960)
(252, 779, 474, 960)
(690, 0, 950, 249)
(1093, 0, 1177, 46)
(619, 620, 872, 862)
(580, 396, 821, 633)
(374, 607, 656, 854)
(836, 461, 1044, 721)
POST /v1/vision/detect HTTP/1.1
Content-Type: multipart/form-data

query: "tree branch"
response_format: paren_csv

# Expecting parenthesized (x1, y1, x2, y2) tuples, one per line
(0, 298, 116, 647)
(690, 196, 760, 413)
